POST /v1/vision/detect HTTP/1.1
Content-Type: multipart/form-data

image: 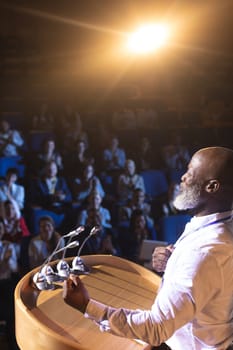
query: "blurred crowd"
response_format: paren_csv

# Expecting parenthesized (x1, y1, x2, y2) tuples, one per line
(0, 101, 232, 349)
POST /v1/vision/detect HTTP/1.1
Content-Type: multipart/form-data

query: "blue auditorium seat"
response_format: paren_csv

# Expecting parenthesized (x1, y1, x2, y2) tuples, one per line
(29, 207, 65, 235)
(140, 169, 168, 201)
(0, 156, 25, 178)
(28, 131, 55, 152)
(158, 214, 191, 244)
(169, 169, 185, 184)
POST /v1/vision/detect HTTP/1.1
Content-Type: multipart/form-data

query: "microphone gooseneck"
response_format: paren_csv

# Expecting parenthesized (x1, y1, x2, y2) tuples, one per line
(71, 226, 101, 274)
(33, 226, 99, 290)
(77, 226, 100, 257)
(33, 241, 79, 290)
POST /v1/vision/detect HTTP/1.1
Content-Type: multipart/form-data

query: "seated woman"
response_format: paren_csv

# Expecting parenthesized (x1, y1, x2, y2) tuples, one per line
(28, 215, 65, 269)
(0, 167, 25, 212)
(1, 200, 31, 265)
(76, 190, 117, 255)
(118, 209, 156, 263)
(117, 159, 145, 204)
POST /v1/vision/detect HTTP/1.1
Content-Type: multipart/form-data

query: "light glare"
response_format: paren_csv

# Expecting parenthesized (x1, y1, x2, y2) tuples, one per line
(127, 24, 170, 54)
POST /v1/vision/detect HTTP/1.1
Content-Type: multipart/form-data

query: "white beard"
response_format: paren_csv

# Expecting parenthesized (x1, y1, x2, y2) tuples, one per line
(173, 183, 201, 211)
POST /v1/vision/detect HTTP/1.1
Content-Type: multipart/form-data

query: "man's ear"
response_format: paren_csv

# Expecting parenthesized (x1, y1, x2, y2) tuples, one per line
(205, 179, 220, 193)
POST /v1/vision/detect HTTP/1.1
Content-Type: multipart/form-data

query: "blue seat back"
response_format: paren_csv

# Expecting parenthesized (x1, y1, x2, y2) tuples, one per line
(141, 169, 168, 200)
(0, 156, 25, 178)
(29, 207, 65, 235)
(159, 214, 191, 244)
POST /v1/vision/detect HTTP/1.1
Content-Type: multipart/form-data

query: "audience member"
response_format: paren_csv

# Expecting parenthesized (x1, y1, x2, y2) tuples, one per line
(134, 136, 163, 171)
(0, 220, 19, 350)
(30, 160, 72, 211)
(118, 209, 155, 263)
(0, 118, 24, 157)
(77, 190, 117, 255)
(118, 188, 154, 228)
(72, 163, 105, 205)
(36, 137, 63, 174)
(162, 134, 190, 171)
(64, 139, 94, 179)
(28, 215, 65, 269)
(0, 167, 25, 212)
(60, 106, 88, 153)
(31, 103, 54, 131)
(117, 159, 145, 204)
(102, 136, 126, 173)
(77, 190, 112, 229)
(1, 200, 30, 260)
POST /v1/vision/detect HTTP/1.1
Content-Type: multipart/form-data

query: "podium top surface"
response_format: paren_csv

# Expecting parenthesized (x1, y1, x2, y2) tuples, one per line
(15, 255, 161, 350)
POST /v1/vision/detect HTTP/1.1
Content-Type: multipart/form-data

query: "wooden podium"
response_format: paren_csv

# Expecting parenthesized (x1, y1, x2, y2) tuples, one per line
(15, 255, 161, 350)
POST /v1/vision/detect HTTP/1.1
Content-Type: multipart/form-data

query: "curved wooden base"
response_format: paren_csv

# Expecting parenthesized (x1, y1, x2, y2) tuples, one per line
(15, 255, 161, 350)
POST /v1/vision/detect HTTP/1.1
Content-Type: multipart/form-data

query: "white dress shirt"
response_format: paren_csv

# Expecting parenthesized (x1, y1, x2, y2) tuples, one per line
(84, 210, 233, 350)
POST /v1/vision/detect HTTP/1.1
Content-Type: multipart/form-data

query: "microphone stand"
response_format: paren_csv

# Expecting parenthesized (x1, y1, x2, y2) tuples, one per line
(71, 226, 100, 275)
(56, 226, 85, 279)
(32, 228, 82, 291)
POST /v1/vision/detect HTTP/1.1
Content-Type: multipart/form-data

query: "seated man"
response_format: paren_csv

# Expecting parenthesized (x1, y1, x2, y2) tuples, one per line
(102, 136, 126, 173)
(31, 160, 72, 211)
(118, 188, 154, 228)
(0, 118, 24, 157)
(117, 159, 145, 204)
(77, 189, 117, 255)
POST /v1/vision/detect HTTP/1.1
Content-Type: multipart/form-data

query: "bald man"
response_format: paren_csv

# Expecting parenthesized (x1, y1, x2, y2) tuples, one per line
(63, 147, 233, 350)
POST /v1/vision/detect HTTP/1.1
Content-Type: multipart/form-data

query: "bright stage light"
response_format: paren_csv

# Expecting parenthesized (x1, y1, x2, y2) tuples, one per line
(127, 24, 170, 54)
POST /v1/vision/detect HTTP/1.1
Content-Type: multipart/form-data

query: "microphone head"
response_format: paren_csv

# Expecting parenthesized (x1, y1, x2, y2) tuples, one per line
(67, 241, 80, 249)
(90, 226, 101, 236)
(33, 272, 52, 290)
(71, 256, 90, 275)
(64, 226, 85, 238)
(72, 256, 85, 271)
(41, 264, 59, 283)
(56, 259, 70, 278)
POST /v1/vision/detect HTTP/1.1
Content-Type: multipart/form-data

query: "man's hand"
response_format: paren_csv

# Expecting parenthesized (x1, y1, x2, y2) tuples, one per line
(63, 275, 90, 314)
(152, 245, 174, 273)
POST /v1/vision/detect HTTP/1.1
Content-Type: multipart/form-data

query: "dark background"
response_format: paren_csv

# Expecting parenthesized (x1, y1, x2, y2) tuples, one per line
(0, 0, 232, 111)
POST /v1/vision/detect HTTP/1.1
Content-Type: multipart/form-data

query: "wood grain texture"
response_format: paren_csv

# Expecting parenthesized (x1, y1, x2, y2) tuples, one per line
(15, 255, 161, 350)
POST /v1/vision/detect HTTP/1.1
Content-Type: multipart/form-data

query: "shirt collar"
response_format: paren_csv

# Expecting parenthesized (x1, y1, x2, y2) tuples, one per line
(174, 210, 233, 247)
(185, 210, 233, 233)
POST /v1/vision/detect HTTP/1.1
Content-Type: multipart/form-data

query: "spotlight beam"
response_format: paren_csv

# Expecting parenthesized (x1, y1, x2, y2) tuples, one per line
(0, 2, 125, 37)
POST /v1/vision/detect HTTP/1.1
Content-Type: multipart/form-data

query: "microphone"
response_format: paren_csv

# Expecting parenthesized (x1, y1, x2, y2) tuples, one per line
(55, 227, 85, 278)
(71, 226, 100, 274)
(37, 227, 84, 285)
(63, 225, 85, 238)
(39, 226, 84, 271)
(33, 241, 79, 290)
